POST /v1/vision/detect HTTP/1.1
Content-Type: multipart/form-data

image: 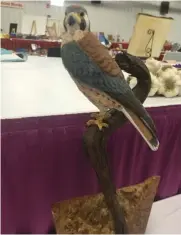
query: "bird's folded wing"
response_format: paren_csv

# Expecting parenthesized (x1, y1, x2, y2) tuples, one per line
(76, 31, 124, 78)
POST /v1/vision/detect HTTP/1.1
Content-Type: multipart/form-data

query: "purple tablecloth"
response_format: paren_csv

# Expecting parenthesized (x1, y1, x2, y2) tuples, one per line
(1, 105, 181, 234)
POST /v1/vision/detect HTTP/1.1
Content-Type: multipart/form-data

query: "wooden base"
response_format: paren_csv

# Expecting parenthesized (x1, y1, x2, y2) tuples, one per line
(52, 176, 160, 234)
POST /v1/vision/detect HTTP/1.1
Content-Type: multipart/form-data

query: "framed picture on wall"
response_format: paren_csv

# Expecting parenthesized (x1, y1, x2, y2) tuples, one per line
(9, 23, 18, 34)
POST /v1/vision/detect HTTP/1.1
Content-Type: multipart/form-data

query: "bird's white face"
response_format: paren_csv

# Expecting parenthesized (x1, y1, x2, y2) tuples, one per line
(64, 11, 90, 35)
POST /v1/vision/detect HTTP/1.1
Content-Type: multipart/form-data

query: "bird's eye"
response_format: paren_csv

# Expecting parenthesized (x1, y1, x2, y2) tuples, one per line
(80, 12, 84, 17)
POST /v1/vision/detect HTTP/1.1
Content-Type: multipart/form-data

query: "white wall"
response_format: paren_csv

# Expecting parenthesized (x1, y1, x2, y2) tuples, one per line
(0, 1, 65, 34)
(1, 6, 23, 33)
(1, 1, 181, 42)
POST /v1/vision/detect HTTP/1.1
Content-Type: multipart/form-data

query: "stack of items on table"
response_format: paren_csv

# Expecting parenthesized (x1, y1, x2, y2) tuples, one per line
(127, 58, 181, 98)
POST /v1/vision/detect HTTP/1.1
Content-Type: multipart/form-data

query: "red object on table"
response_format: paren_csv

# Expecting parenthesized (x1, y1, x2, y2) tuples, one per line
(111, 42, 129, 50)
(111, 42, 172, 51)
(110, 42, 172, 61)
(1, 38, 61, 51)
(1, 38, 171, 52)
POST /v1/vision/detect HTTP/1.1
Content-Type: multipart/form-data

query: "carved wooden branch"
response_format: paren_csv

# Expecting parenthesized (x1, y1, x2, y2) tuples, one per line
(83, 52, 151, 234)
(83, 110, 128, 233)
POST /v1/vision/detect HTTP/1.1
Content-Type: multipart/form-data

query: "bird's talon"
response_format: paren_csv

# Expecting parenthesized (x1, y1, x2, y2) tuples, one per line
(86, 119, 109, 130)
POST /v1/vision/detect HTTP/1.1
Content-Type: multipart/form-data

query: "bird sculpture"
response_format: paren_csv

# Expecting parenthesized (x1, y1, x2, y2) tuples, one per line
(61, 4, 159, 151)
(60, 5, 160, 234)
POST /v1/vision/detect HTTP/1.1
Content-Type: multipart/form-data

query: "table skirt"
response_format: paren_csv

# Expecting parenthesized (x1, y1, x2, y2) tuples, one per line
(1, 105, 181, 234)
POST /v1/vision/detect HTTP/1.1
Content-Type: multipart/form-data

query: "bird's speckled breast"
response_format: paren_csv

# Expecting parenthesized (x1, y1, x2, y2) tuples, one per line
(61, 41, 104, 86)
(61, 42, 122, 111)
(76, 82, 122, 111)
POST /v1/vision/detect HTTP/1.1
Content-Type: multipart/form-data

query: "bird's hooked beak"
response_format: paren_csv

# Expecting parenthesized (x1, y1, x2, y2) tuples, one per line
(67, 12, 81, 26)
(65, 11, 88, 31)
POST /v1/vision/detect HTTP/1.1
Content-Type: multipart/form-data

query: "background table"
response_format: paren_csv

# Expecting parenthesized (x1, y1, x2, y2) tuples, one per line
(1, 38, 61, 51)
(1, 38, 172, 50)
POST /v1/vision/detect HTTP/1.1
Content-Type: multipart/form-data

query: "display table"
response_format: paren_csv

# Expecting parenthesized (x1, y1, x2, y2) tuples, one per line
(1, 38, 172, 56)
(111, 41, 172, 51)
(1, 38, 61, 51)
(146, 194, 181, 233)
(1, 57, 181, 234)
(1, 38, 126, 51)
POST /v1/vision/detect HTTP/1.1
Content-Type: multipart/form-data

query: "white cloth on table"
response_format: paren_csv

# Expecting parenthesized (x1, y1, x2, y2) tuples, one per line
(1, 56, 181, 119)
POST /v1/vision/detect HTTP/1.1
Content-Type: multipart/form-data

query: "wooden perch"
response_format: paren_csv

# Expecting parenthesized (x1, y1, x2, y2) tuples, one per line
(83, 51, 152, 234)
(83, 110, 128, 233)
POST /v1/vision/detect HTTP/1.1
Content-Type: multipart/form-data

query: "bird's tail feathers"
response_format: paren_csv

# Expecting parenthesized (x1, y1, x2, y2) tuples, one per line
(119, 107, 159, 151)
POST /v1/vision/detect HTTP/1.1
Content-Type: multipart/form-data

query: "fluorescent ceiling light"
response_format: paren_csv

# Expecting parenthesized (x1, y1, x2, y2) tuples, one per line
(51, 0, 64, 7)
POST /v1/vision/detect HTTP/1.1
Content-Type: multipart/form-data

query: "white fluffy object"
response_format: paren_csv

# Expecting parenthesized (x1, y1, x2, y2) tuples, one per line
(123, 58, 181, 98)
(158, 73, 181, 98)
(145, 58, 162, 75)
(146, 58, 181, 98)
(177, 70, 181, 96)
(157, 65, 178, 79)
(148, 73, 160, 97)
(128, 76, 137, 89)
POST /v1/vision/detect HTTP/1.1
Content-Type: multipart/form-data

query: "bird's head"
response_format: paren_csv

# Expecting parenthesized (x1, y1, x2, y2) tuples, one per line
(63, 5, 90, 34)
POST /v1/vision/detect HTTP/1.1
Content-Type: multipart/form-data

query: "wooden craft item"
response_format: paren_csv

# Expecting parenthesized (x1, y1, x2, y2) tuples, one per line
(30, 20, 37, 35)
(46, 22, 58, 39)
(52, 22, 57, 37)
(127, 13, 173, 58)
(52, 176, 160, 234)
(108, 34, 113, 41)
(60, 30, 159, 233)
